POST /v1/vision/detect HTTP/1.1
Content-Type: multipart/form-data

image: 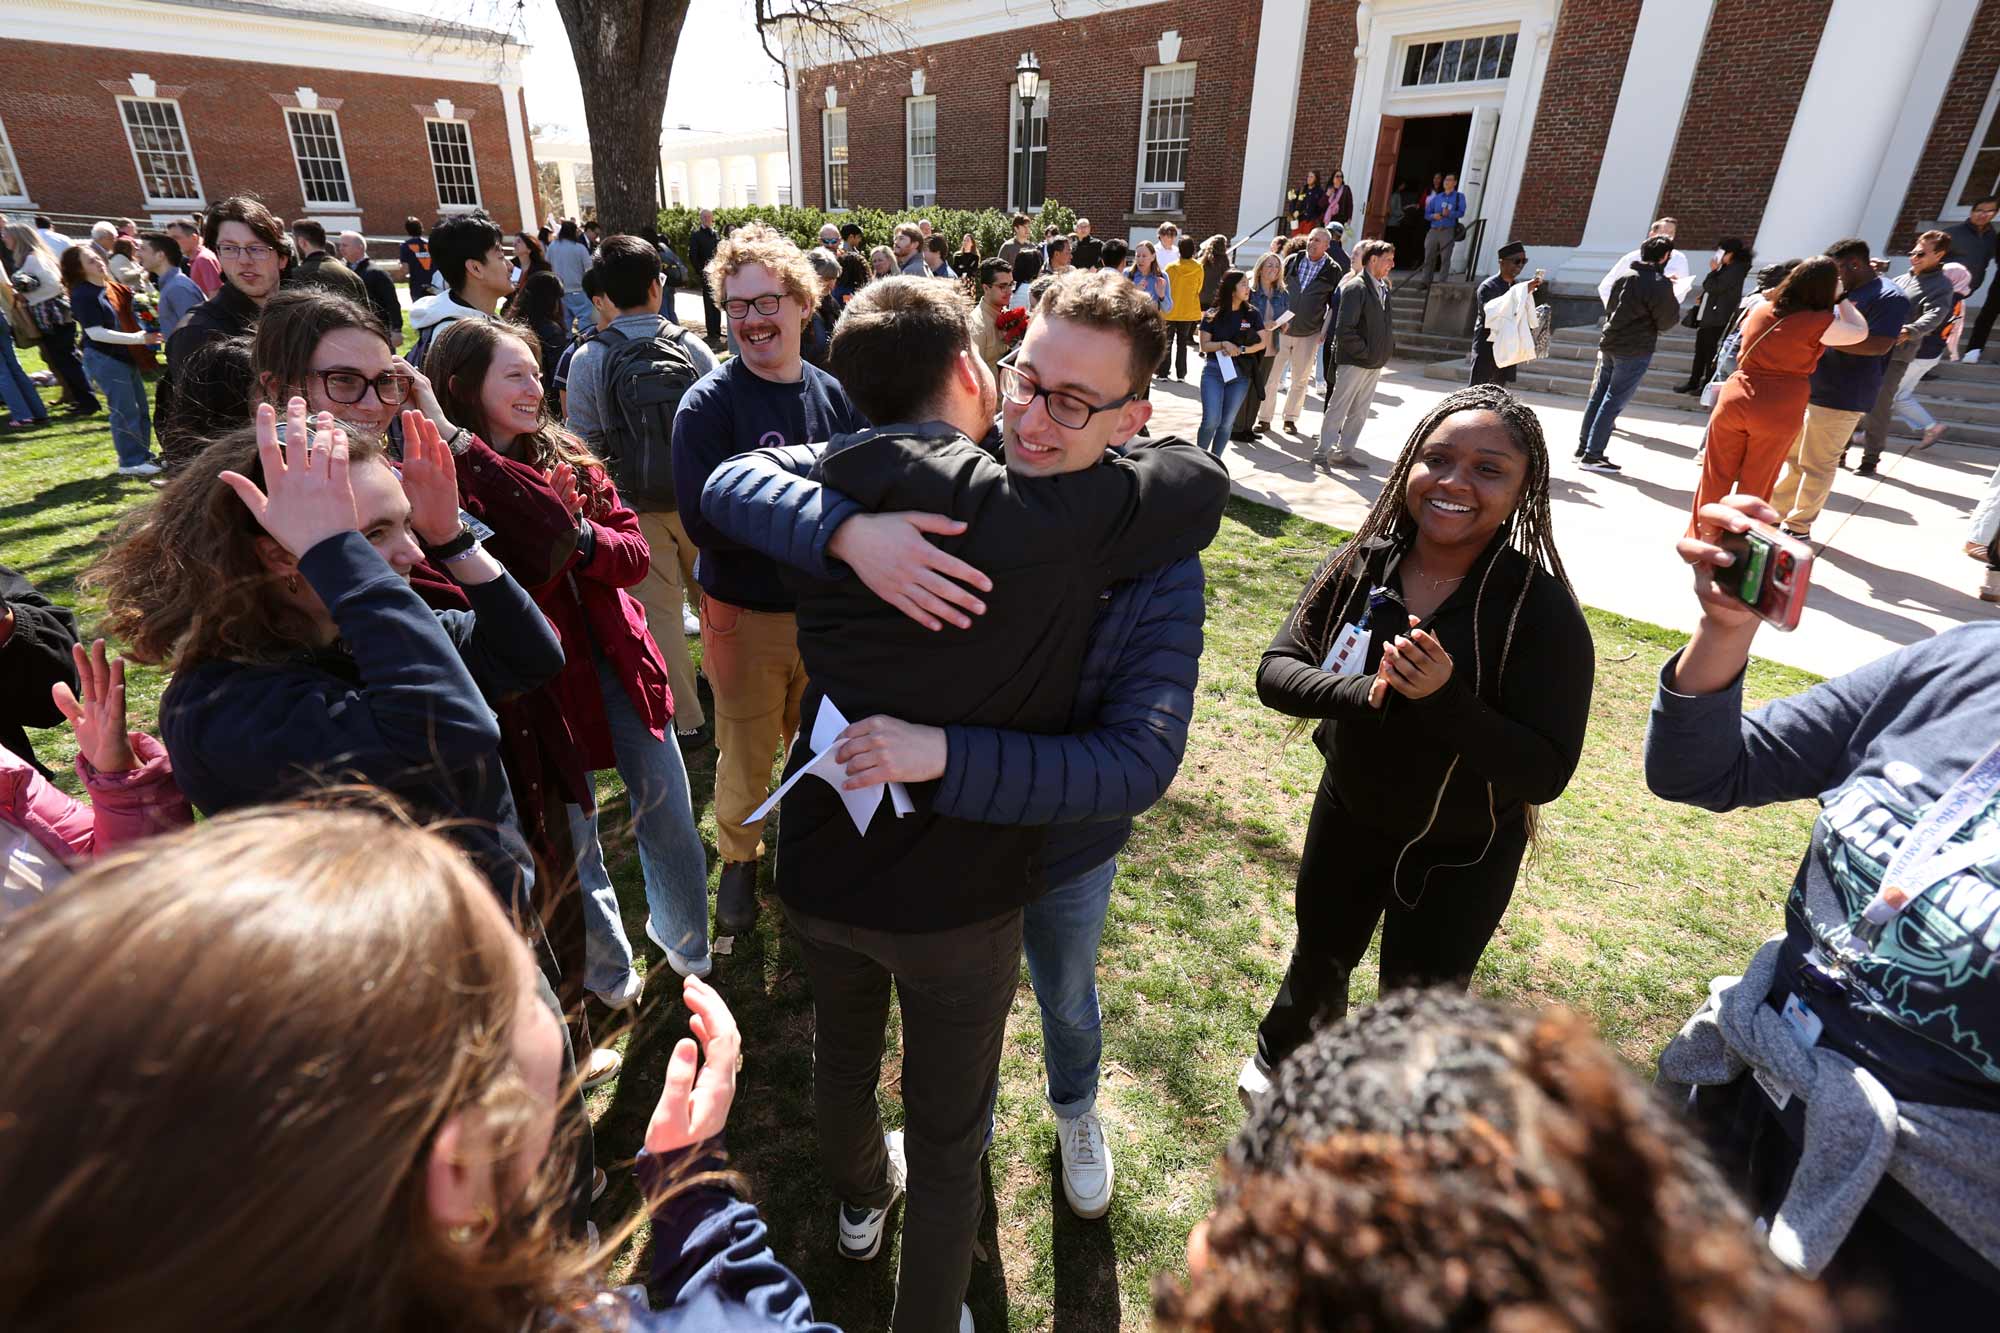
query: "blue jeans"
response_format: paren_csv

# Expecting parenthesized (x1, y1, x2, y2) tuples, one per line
(81, 346, 153, 467)
(1577, 351, 1650, 460)
(569, 800, 637, 995)
(560, 290, 593, 337)
(0, 319, 47, 422)
(1197, 360, 1252, 456)
(593, 647, 710, 969)
(1022, 856, 1117, 1118)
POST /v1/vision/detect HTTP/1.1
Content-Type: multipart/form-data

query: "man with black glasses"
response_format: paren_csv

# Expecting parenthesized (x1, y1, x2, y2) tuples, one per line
(161, 195, 291, 432)
(696, 271, 1228, 1330)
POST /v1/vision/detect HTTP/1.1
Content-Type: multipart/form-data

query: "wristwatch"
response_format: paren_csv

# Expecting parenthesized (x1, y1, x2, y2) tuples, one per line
(422, 522, 478, 563)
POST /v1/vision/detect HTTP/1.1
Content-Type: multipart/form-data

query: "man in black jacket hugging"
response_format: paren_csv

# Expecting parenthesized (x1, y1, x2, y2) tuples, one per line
(775, 273, 1229, 1332)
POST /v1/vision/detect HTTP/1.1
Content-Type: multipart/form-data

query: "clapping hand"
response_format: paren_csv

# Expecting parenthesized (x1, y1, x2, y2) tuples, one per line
(397, 410, 464, 545)
(219, 399, 358, 558)
(1379, 615, 1454, 701)
(51, 639, 136, 773)
(644, 976, 741, 1155)
(550, 461, 585, 518)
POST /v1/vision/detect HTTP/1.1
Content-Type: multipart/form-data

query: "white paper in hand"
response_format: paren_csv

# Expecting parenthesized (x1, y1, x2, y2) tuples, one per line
(740, 695, 913, 836)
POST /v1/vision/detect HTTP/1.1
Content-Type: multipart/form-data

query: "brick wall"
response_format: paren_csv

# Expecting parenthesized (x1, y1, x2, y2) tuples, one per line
(1283, 0, 1359, 214)
(796, 0, 1265, 241)
(1509, 0, 1644, 246)
(0, 37, 531, 238)
(1655, 0, 1829, 253)
(1892, 0, 2000, 249)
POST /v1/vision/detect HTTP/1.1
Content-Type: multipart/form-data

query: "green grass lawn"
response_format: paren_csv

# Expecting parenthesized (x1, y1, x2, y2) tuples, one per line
(0, 345, 1824, 1329)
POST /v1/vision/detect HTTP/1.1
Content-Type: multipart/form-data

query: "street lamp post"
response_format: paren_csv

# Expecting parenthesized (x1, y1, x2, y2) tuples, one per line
(1013, 51, 1040, 213)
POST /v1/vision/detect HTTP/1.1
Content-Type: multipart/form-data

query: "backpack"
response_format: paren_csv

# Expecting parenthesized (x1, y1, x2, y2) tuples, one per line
(596, 319, 700, 509)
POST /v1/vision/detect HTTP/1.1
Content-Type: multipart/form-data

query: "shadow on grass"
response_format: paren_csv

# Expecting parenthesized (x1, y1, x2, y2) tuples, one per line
(0, 474, 137, 526)
(1045, 1149, 1122, 1331)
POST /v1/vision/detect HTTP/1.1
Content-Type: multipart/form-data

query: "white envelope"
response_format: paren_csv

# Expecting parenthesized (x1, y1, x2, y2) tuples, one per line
(742, 695, 914, 835)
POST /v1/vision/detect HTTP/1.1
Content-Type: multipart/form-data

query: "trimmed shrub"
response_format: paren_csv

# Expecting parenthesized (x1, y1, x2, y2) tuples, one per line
(658, 200, 1077, 287)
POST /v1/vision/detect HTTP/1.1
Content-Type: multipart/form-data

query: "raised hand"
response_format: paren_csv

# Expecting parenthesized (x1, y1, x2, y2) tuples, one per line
(397, 409, 464, 545)
(391, 355, 454, 437)
(1680, 496, 1776, 631)
(51, 639, 136, 773)
(644, 975, 741, 1155)
(219, 399, 359, 558)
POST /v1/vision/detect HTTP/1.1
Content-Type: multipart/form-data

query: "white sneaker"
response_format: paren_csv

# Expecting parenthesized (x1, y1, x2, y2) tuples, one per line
(1236, 1053, 1273, 1111)
(645, 917, 712, 978)
(682, 609, 701, 636)
(591, 968, 644, 1012)
(1056, 1109, 1113, 1219)
(583, 1046, 622, 1091)
(1967, 348, 1983, 364)
(960, 1305, 974, 1333)
(116, 461, 162, 477)
(837, 1129, 906, 1260)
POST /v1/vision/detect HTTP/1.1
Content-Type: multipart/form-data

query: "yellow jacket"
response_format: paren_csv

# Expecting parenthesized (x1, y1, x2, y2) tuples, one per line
(1164, 258, 1204, 322)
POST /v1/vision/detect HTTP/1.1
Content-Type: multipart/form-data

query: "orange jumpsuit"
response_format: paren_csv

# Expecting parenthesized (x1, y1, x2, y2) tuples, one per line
(1692, 303, 1835, 520)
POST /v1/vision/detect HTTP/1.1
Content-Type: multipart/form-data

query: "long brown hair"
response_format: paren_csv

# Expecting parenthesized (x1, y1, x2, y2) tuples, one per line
(425, 317, 612, 515)
(87, 425, 390, 669)
(1770, 255, 1840, 316)
(252, 287, 395, 406)
(0, 802, 611, 1332)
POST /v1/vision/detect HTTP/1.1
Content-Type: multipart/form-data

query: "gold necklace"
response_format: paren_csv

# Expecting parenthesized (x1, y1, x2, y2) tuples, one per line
(1406, 557, 1468, 591)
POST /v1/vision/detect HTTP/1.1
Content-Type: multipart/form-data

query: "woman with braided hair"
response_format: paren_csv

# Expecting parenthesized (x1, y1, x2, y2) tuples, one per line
(1240, 384, 1594, 1102)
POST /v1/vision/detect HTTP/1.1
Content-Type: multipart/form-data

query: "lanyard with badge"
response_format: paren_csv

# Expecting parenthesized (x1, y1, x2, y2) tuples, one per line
(1321, 584, 1401, 677)
(1767, 737, 2000, 1109)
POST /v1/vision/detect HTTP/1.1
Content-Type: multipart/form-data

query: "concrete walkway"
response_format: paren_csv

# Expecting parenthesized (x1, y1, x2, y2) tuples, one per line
(1138, 360, 2000, 677)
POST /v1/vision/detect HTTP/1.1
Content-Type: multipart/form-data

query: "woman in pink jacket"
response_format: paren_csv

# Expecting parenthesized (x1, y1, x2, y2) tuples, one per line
(3, 639, 192, 916)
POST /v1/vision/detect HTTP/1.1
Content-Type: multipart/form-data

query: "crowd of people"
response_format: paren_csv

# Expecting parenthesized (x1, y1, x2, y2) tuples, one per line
(0, 177, 1997, 1332)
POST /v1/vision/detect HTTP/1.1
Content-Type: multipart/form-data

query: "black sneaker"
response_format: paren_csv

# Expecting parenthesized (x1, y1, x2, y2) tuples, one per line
(1574, 444, 1587, 460)
(715, 860, 759, 936)
(1579, 456, 1622, 473)
(1855, 461, 1878, 478)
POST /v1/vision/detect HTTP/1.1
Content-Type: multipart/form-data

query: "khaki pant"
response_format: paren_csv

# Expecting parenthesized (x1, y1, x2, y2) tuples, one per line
(701, 594, 807, 864)
(630, 511, 705, 732)
(1263, 332, 1321, 426)
(1771, 405, 1865, 534)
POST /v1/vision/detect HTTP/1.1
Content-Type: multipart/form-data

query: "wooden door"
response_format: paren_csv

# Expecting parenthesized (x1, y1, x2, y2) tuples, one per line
(1363, 115, 1405, 240)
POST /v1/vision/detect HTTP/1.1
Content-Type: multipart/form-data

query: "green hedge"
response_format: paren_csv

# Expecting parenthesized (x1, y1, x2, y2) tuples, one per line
(656, 200, 1078, 282)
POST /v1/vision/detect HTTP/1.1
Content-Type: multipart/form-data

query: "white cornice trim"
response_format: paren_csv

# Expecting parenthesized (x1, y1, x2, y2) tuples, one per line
(784, 0, 1165, 69)
(9, 0, 527, 84)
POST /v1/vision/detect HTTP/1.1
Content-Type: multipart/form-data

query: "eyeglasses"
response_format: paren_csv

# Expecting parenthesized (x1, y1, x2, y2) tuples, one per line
(988, 280, 1016, 292)
(723, 293, 786, 319)
(217, 243, 277, 261)
(310, 368, 414, 407)
(997, 362, 1136, 431)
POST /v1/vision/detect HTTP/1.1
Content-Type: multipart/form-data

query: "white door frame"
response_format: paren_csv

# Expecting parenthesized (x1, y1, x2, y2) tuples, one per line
(1341, 0, 1560, 276)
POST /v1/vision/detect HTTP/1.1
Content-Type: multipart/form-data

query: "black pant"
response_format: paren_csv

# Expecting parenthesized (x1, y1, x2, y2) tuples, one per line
(1680, 324, 1725, 390)
(40, 320, 96, 410)
(1968, 290, 2000, 356)
(1257, 775, 1528, 1067)
(701, 290, 723, 343)
(1685, 1075, 2000, 1322)
(1158, 321, 1196, 379)
(785, 902, 1023, 1333)
(1468, 338, 1516, 386)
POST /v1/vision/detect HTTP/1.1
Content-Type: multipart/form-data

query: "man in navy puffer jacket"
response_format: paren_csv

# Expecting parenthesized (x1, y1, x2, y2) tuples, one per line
(701, 278, 1209, 1234)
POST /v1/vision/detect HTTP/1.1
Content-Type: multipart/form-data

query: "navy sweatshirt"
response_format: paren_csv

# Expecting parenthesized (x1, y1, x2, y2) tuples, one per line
(160, 532, 564, 909)
(670, 357, 866, 613)
(1647, 624, 2000, 1112)
(699, 440, 1208, 885)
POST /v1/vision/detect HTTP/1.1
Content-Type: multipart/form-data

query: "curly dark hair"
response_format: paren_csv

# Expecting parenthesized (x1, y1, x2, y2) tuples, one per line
(1154, 991, 1834, 1332)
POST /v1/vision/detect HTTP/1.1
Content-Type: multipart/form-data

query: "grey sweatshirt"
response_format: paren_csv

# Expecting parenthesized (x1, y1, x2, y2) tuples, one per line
(1645, 626, 2000, 1270)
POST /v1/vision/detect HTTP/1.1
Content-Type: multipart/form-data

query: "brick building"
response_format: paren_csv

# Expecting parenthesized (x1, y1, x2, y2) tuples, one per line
(0, 0, 539, 246)
(783, 0, 2000, 293)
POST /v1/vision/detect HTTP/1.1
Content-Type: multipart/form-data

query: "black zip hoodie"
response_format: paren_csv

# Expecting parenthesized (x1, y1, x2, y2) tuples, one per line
(1257, 533, 1594, 849)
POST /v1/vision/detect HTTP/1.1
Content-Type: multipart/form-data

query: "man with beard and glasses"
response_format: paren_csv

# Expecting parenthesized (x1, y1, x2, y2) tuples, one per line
(671, 224, 866, 939)
(698, 271, 1229, 1331)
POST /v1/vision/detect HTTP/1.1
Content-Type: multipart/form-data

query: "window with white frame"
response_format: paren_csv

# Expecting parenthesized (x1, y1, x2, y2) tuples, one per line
(906, 95, 937, 208)
(0, 116, 27, 205)
(1400, 31, 1517, 87)
(118, 97, 204, 206)
(425, 118, 482, 209)
(285, 108, 355, 208)
(1956, 95, 2000, 212)
(1008, 83, 1048, 212)
(1135, 65, 1192, 214)
(823, 108, 849, 210)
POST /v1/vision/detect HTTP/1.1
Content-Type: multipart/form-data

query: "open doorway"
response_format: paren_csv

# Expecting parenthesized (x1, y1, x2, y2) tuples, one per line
(1383, 112, 1472, 269)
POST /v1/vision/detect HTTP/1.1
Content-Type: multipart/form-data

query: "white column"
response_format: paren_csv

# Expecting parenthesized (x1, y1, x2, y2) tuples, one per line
(556, 160, 579, 219)
(718, 154, 739, 210)
(786, 52, 806, 208)
(1858, 0, 1979, 251)
(1551, 0, 1715, 289)
(498, 79, 538, 232)
(1233, 0, 1313, 246)
(761, 152, 788, 205)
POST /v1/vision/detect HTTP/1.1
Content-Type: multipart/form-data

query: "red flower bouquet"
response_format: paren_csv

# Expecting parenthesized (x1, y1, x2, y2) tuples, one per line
(996, 305, 1029, 346)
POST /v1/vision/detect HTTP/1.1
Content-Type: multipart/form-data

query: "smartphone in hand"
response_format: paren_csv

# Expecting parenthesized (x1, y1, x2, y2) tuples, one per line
(1714, 522, 1813, 631)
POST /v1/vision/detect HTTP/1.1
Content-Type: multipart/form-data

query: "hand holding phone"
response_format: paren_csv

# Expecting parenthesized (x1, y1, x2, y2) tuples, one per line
(1685, 500, 1814, 631)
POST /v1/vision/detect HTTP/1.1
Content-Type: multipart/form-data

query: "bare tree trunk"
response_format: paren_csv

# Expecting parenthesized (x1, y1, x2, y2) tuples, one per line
(552, 0, 690, 235)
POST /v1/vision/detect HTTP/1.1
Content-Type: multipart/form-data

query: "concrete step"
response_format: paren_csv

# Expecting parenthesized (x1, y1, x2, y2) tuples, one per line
(1420, 357, 2000, 449)
(1538, 338, 2000, 413)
